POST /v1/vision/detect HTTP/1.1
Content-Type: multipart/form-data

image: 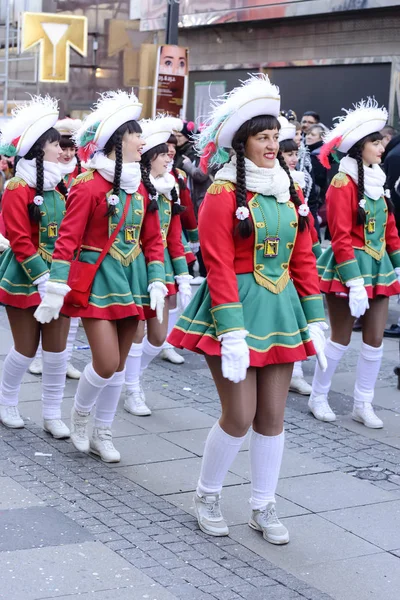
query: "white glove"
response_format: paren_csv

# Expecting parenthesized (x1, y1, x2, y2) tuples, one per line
(0, 233, 10, 252)
(218, 330, 250, 384)
(148, 281, 168, 324)
(34, 281, 71, 324)
(189, 241, 200, 255)
(395, 267, 400, 285)
(308, 321, 328, 372)
(175, 274, 193, 310)
(33, 273, 50, 300)
(346, 278, 369, 318)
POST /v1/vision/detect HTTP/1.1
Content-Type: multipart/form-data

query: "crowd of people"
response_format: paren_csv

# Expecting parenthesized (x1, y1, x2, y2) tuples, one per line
(0, 76, 399, 546)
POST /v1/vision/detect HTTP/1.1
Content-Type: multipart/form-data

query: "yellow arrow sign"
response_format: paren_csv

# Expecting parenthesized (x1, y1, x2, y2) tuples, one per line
(21, 12, 87, 83)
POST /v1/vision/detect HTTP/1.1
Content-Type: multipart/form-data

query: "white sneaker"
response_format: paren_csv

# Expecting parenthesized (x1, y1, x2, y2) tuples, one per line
(289, 376, 312, 396)
(70, 407, 90, 452)
(249, 503, 289, 545)
(43, 419, 70, 439)
(28, 357, 43, 375)
(124, 388, 151, 416)
(194, 493, 229, 536)
(90, 427, 120, 462)
(0, 404, 24, 428)
(308, 393, 336, 422)
(66, 362, 81, 380)
(352, 403, 383, 429)
(160, 346, 185, 364)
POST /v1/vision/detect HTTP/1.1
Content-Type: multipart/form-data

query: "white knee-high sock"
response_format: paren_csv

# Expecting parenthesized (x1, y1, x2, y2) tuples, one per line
(36, 339, 42, 361)
(197, 421, 247, 496)
(292, 361, 304, 379)
(66, 318, 79, 362)
(311, 338, 348, 396)
(249, 430, 285, 510)
(94, 369, 125, 427)
(41, 349, 68, 420)
(125, 342, 143, 392)
(162, 307, 180, 349)
(0, 348, 33, 406)
(74, 363, 112, 414)
(354, 342, 383, 406)
(140, 337, 162, 374)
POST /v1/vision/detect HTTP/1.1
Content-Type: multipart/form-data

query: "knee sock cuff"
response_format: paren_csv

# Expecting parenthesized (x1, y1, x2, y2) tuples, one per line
(10, 347, 35, 365)
(42, 349, 68, 362)
(84, 363, 113, 388)
(360, 341, 383, 360)
(142, 337, 163, 355)
(109, 369, 126, 387)
(216, 422, 248, 445)
(325, 338, 349, 360)
(251, 429, 284, 443)
(128, 342, 143, 359)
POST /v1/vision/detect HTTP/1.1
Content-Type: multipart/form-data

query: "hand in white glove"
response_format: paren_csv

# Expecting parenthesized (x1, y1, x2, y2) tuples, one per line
(175, 274, 192, 310)
(148, 281, 168, 324)
(346, 278, 369, 318)
(308, 321, 328, 372)
(188, 241, 200, 255)
(33, 272, 50, 300)
(0, 233, 10, 252)
(218, 330, 250, 384)
(395, 267, 400, 285)
(34, 281, 71, 324)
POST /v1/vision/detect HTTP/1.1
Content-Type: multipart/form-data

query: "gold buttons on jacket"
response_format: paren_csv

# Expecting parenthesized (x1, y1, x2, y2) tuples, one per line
(256, 222, 264, 228)
(281, 262, 289, 269)
(251, 200, 259, 208)
(255, 264, 264, 271)
(256, 243, 263, 250)
(286, 242, 294, 249)
(290, 221, 297, 228)
(288, 201, 294, 208)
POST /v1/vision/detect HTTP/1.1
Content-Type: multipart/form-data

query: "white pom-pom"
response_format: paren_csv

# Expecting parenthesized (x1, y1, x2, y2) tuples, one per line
(359, 198, 366, 209)
(33, 195, 44, 206)
(235, 206, 250, 221)
(298, 204, 310, 217)
(108, 194, 119, 206)
(384, 189, 391, 199)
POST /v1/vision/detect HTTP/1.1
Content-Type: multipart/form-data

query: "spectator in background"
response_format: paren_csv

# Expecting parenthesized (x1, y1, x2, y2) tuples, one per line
(294, 121, 302, 146)
(174, 121, 197, 169)
(306, 124, 329, 207)
(381, 126, 399, 163)
(301, 111, 320, 135)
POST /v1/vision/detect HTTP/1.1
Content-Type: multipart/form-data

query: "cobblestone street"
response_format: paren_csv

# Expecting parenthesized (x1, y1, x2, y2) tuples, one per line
(1, 302, 400, 600)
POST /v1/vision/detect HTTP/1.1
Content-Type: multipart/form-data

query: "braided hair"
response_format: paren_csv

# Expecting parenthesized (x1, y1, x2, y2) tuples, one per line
(347, 131, 393, 224)
(167, 134, 187, 192)
(75, 152, 82, 175)
(141, 143, 181, 214)
(232, 115, 308, 238)
(140, 158, 159, 212)
(103, 120, 141, 217)
(25, 127, 60, 223)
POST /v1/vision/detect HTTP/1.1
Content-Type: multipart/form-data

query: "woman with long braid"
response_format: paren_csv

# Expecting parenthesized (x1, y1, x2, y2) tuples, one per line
(124, 117, 192, 416)
(310, 99, 400, 427)
(0, 95, 71, 438)
(34, 91, 166, 462)
(168, 75, 327, 544)
(29, 117, 84, 380)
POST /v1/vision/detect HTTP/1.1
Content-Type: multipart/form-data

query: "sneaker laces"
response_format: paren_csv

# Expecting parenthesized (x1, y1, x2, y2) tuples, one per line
(260, 504, 280, 526)
(6, 406, 20, 418)
(202, 496, 222, 520)
(73, 415, 88, 439)
(47, 419, 65, 427)
(96, 429, 115, 451)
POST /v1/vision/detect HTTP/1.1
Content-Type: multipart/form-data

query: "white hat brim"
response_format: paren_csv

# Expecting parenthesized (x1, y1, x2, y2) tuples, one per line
(143, 130, 172, 154)
(17, 112, 59, 156)
(339, 118, 387, 153)
(216, 96, 280, 148)
(94, 103, 142, 149)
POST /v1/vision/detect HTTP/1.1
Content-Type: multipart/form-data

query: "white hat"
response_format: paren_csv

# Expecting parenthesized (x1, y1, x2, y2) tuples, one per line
(278, 116, 296, 142)
(141, 116, 183, 155)
(320, 98, 387, 167)
(74, 90, 142, 161)
(0, 95, 59, 157)
(196, 74, 280, 171)
(55, 118, 82, 136)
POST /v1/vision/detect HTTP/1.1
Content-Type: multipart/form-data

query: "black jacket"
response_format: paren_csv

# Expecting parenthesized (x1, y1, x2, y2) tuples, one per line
(383, 135, 400, 234)
(175, 140, 197, 170)
(308, 140, 328, 206)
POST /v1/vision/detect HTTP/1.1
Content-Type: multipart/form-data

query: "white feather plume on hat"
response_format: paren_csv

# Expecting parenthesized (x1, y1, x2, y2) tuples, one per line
(0, 95, 59, 157)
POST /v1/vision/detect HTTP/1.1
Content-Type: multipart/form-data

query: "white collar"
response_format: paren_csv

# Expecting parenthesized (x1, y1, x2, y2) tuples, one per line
(88, 152, 141, 194)
(150, 172, 176, 200)
(339, 155, 386, 201)
(14, 158, 61, 191)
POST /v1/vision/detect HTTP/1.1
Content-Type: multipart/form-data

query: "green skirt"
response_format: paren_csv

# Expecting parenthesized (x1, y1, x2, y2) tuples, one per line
(62, 249, 153, 320)
(0, 247, 46, 309)
(165, 247, 177, 296)
(168, 273, 316, 367)
(318, 247, 400, 298)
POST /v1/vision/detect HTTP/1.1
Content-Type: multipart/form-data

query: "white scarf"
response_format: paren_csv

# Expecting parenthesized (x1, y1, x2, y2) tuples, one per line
(215, 156, 291, 203)
(291, 169, 306, 190)
(88, 152, 141, 194)
(339, 155, 386, 201)
(14, 158, 62, 190)
(59, 156, 77, 176)
(150, 172, 176, 200)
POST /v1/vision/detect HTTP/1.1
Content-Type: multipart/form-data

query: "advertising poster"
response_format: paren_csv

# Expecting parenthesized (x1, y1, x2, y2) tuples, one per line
(153, 45, 189, 118)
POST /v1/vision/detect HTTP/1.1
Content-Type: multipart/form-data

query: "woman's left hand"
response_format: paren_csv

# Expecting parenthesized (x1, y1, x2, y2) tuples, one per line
(175, 274, 193, 310)
(308, 321, 328, 372)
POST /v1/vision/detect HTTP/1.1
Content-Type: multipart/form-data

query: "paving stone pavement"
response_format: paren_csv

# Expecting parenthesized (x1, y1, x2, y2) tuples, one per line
(0, 300, 400, 600)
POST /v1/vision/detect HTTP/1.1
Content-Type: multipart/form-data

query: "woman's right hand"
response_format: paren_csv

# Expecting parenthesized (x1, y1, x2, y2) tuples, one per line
(34, 282, 71, 323)
(346, 278, 369, 318)
(219, 330, 250, 384)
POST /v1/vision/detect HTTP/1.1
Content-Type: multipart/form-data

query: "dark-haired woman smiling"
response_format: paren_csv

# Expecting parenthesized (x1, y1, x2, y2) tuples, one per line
(169, 75, 327, 544)
(35, 91, 165, 462)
